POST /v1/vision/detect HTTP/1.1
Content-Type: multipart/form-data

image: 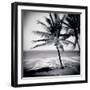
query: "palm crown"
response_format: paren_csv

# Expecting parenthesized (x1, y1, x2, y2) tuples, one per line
(32, 13, 74, 50)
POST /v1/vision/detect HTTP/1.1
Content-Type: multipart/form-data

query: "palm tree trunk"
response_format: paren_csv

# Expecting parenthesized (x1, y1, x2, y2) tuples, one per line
(77, 41, 80, 50)
(56, 46, 64, 69)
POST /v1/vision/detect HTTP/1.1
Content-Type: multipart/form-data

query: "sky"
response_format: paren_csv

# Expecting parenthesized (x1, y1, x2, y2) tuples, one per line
(22, 10, 79, 51)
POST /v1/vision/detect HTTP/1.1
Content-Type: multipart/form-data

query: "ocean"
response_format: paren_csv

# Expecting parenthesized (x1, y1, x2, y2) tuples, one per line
(23, 50, 80, 59)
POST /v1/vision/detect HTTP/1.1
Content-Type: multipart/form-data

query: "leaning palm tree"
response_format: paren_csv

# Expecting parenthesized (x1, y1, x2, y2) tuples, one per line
(31, 13, 74, 69)
(62, 14, 80, 50)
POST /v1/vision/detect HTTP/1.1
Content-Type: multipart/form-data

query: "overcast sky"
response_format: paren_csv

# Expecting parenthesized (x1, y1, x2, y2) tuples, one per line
(22, 10, 79, 51)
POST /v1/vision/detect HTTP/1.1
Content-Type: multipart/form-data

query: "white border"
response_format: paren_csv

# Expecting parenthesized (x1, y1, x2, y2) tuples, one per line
(18, 5, 86, 84)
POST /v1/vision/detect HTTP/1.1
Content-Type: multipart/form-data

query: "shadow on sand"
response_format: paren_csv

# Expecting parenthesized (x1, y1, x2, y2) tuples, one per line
(23, 64, 80, 77)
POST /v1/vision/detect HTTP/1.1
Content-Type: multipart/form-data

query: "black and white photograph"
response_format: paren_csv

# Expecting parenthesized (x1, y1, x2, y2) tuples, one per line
(11, 2, 87, 87)
(22, 11, 80, 77)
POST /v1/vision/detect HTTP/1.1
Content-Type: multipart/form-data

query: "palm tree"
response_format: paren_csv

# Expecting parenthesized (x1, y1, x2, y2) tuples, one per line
(62, 14, 80, 50)
(31, 13, 74, 69)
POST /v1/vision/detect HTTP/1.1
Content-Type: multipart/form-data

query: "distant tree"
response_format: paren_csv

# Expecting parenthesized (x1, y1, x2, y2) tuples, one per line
(62, 14, 80, 50)
(31, 13, 74, 69)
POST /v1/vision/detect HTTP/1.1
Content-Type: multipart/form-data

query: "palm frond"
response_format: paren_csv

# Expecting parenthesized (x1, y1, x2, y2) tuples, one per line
(61, 26, 70, 34)
(66, 17, 73, 25)
(37, 20, 48, 28)
(32, 39, 54, 49)
(61, 20, 72, 28)
(31, 43, 48, 49)
(65, 40, 75, 45)
(66, 14, 80, 30)
(37, 20, 53, 32)
(54, 13, 61, 24)
(33, 31, 51, 38)
(45, 17, 52, 26)
(54, 13, 58, 20)
(59, 34, 71, 37)
(61, 15, 66, 23)
(60, 39, 75, 46)
(49, 13, 54, 25)
(32, 39, 49, 42)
